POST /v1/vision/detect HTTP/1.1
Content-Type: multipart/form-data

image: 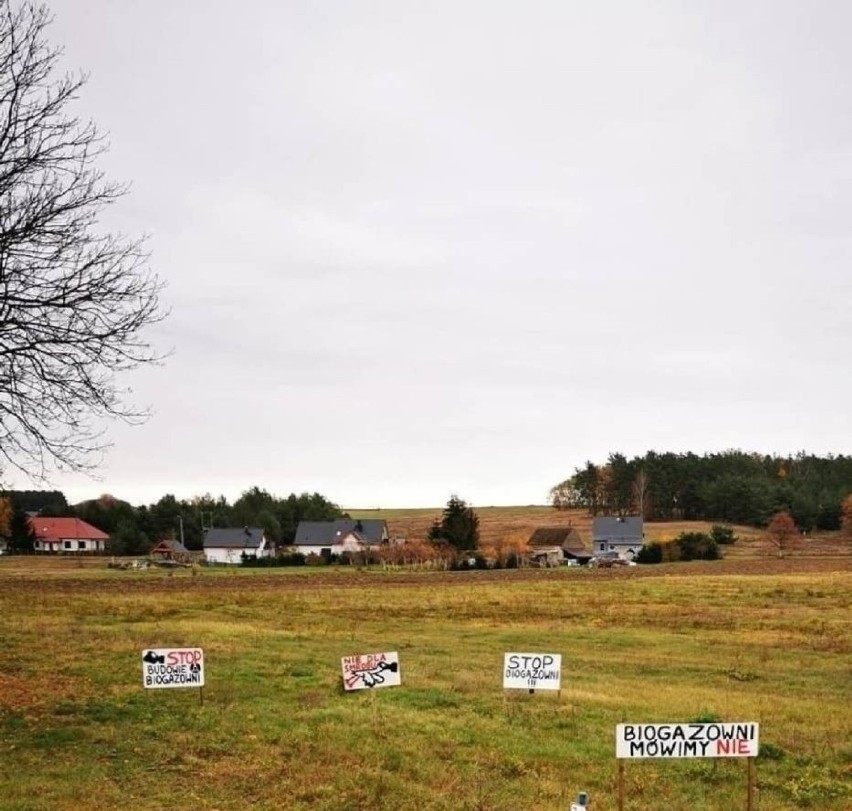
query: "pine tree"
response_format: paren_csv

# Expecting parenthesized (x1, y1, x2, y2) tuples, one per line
(428, 496, 480, 552)
(8, 507, 36, 554)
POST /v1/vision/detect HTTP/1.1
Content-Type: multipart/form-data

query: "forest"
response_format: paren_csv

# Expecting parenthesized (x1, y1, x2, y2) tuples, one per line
(550, 450, 852, 530)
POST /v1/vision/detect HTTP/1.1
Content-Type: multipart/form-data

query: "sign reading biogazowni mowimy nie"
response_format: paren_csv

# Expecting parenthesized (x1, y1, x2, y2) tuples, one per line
(616, 722, 759, 759)
(142, 648, 204, 689)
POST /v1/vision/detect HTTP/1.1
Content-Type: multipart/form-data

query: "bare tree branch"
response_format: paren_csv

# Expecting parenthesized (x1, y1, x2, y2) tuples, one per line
(0, 1, 165, 478)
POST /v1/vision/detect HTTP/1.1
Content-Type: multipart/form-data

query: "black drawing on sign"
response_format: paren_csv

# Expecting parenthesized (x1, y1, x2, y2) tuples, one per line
(143, 650, 165, 664)
(190, 662, 201, 674)
(346, 660, 398, 689)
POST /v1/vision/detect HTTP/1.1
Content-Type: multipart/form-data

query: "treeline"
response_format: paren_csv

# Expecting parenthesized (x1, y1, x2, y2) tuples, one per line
(1, 487, 344, 556)
(550, 451, 852, 530)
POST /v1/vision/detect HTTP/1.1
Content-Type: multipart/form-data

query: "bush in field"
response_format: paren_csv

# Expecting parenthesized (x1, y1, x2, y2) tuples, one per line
(636, 542, 664, 564)
(241, 553, 306, 567)
(677, 532, 721, 561)
(709, 524, 737, 545)
(636, 533, 720, 564)
(478, 533, 529, 568)
(376, 539, 442, 567)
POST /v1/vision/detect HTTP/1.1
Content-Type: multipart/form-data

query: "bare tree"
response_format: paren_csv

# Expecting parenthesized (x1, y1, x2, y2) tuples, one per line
(0, 1, 164, 476)
(631, 468, 651, 520)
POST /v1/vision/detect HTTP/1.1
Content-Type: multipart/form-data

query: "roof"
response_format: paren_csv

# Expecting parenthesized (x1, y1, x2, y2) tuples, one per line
(28, 516, 109, 542)
(592, 516, 644, 543)
(150, 539, 189, 555)
(528, 526, 586, 553)
(294, 519, 387, 546)
(203, 527, 265, 549)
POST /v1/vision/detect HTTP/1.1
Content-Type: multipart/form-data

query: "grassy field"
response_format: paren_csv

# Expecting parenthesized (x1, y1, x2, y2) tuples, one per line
(0, 553, 850, 810)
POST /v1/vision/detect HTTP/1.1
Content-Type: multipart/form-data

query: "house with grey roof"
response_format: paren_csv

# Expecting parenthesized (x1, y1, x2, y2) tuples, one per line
(592, 516, 644, 559)
(203, 526, 271, 564)
(292, 519, 389, 558)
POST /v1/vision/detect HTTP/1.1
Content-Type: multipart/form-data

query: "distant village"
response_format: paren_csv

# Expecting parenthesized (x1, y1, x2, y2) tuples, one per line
(0, 489, 651, 569)
(3, 451, 850, 568)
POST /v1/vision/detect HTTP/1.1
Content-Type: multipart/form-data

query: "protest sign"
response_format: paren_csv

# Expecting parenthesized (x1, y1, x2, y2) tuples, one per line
(142, 648, 204, 689)
(341, 651, 401, 691)
(503, 652, 561, 691)
(616, 722, 759, 759)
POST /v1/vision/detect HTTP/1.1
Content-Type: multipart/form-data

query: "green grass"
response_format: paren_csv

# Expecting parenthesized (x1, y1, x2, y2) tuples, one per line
(0, 561, 849, 809)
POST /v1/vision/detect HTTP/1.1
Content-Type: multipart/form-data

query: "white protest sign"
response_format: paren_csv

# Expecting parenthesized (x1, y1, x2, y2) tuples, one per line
(503, 652, 562, 691)
(616, 722, 759, 759)
(341, 651, 401, 691)
(142, 648, 204, 689)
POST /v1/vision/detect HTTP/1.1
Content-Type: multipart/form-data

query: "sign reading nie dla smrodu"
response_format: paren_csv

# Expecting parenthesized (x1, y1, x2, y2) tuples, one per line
(616, 722, 759, 759)
(503, 652, 562, 691)
(341, 651, 401, 691)
(142, 648, 204, 689)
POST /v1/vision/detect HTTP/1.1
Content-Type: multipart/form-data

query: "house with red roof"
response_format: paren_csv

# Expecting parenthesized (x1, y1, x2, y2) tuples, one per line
(28, 516, 110, 554)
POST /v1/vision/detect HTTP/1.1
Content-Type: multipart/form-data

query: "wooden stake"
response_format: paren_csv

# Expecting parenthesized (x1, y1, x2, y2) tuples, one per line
(747, 757, 754, 811)
(617, 761, 625, 811)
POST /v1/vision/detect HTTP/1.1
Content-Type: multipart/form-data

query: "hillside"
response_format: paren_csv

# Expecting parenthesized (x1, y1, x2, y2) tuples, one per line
(348, 505, 850, 557)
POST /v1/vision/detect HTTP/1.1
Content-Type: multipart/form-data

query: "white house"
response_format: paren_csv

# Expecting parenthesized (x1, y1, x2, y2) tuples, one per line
(592, 516, 644, 559)
(203, 527, 271, 564)
(29, 516, 110, 553)
(292, 519, 389, 557)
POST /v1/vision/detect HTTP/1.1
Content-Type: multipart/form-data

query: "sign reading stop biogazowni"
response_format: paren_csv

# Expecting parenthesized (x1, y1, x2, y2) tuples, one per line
(503, 652, 562, 691)
(142, 648, 204, 689)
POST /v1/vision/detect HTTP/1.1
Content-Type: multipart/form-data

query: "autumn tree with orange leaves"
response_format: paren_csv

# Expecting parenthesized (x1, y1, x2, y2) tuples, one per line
(841, 494, 852, 537)
(766, 511, 798, 557)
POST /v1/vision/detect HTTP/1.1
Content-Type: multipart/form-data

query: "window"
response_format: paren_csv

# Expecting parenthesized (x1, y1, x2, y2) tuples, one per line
(64, 541, 72, 549)
(78, 540, 86, 550)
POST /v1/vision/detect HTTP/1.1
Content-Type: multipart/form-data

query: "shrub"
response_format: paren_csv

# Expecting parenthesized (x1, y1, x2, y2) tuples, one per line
(241, 552, 306, 567)
(709, 524, 737, 545)
(637, 534, 720, 563)
(636, 543, 663, 564)
(677, 532, 720, 561)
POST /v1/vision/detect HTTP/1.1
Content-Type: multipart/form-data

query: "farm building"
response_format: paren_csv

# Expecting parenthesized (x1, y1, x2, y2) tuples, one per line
(203, 527, 272, 564)
(292, 519, 389, 557)
(528, 526, 593, 566)
(29, 516, 110, 553)
(592, 516, 644, 559)
(150, 539, 191, 561)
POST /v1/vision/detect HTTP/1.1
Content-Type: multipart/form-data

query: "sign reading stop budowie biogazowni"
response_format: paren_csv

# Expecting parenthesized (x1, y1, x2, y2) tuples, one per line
(503, 652, 562, 691)
(616, 722, 759, 759)
(341, 651, 401, 691)
(142, 648, 204, 689)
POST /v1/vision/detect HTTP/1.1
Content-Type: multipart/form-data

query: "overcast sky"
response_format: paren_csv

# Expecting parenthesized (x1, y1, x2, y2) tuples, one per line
(13, 0, 850, 508)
